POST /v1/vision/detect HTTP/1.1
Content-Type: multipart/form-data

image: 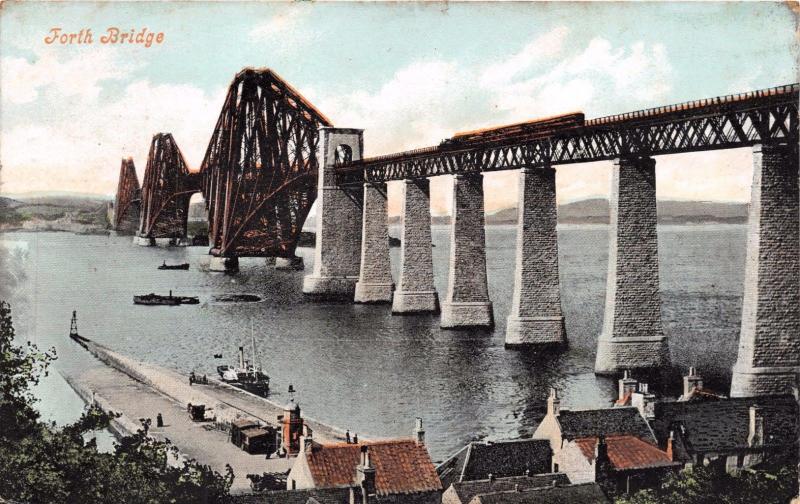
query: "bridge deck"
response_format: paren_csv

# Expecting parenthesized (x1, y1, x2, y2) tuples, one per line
(335, 83, 798, 185)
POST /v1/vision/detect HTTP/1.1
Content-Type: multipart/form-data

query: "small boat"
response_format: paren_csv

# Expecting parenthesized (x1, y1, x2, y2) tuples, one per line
(134, 290, 199, 306)
(216, 329, 270, 397)
(158, 261, 190, 270)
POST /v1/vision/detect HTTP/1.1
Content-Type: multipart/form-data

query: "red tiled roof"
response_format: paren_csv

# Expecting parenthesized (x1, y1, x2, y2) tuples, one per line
(574, 436, 677, 471)
(305, 440, 443, 496)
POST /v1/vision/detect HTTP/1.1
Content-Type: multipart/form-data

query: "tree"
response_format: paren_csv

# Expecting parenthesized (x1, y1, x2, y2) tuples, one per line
(0, 301, 234, 503)
(615, 463, 796, 504)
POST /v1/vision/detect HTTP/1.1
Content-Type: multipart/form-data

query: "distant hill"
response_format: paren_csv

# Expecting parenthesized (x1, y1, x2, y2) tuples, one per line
(389, 198, 749, 225)
(0, 194, 111, 232)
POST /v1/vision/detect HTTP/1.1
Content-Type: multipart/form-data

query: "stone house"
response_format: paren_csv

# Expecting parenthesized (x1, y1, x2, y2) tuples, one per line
(464, 482, 610, 504)
(441, 474, 570, 504)
(437, 438, 553, 490)
(650, 394, 797, 473)
(285, 422, 442, 504)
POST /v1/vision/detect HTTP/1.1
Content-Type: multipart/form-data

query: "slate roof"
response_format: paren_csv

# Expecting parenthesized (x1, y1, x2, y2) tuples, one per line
(232, 488, 350, 504)
(436, 439, 553, 489)
(651, 395, 797, 456)
(557, 407, 656, 443)
(305, 440, 442, 496)
(573, 435, 679, 471)
(446, 474, 570, 504)
(467, 482, 610, 504)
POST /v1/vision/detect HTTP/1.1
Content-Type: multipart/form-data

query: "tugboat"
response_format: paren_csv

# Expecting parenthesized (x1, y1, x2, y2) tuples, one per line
(133, 290, 199, 305)
(216, 334, 270, 397)
(158, 261, 190, 270)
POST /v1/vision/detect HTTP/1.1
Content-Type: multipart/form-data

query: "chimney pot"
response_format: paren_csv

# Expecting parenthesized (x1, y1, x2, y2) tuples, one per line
(414, 417, 425, 445)
(547, 388, 561, 417)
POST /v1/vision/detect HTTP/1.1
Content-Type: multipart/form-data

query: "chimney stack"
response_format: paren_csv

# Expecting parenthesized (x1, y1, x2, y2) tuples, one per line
(414, 417, 425, 446)
(547, 388, 561, 417)
(618, 370, 638, 402)
(748, 406, 764, 447)
(666, 431, 675, 461)
(355, 445, 376, 504)
(632, 383, 656, 420)
(683, 367, 703, 397)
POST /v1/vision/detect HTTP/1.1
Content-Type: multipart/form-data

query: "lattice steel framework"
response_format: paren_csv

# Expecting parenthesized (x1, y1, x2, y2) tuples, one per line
(200, 68, 332, 257)
(336, 84, 799, 185)
(113, 157, 141, 233)
(138, 133, 201, 239)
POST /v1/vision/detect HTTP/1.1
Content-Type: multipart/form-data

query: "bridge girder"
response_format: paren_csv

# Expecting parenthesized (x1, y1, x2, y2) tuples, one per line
(138, 133, 200, 239)
(200, 68, 332, 258)
(335, 84, 799, 186)
(113, 157, 141, 233)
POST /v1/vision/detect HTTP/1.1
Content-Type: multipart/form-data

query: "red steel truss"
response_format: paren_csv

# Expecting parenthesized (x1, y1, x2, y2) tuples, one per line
(113, 157, 141, 233)
(137, 133, 201, 239)
(200, 68, 332, 258)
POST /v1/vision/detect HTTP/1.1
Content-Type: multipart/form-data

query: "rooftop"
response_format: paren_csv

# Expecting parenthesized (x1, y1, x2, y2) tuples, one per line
(467, 482, 610, 504)
(558, 407, 656, 443)
(305, 439, 442, 496)
(445, 474, 570, 504)
(232, 487, 350, 504)
(573, 435, 679, 471)
(652, 395, 798, 456)
(437, 438, 553, 490)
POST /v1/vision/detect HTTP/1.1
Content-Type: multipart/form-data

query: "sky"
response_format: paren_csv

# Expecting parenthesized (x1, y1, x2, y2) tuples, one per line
(0, 1, 797, 215)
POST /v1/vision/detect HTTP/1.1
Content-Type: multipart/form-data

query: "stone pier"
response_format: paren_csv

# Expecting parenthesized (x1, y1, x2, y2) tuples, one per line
(209, 256, 239, 273)
(730, 142, 800, 397)
(275, 256, 304, 271)
(441, 174, 493, 328)
(505, 166, 565, 346)
(595, 156, 670, 374)
(133, 235, 154, 246)
(354, 182, 394, 303)
(303, 128, 364, 298)
(392, 178, 439, 313)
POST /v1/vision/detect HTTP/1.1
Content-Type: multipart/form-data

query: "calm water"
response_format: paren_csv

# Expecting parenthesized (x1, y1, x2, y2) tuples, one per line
(2, 224, 746, 460)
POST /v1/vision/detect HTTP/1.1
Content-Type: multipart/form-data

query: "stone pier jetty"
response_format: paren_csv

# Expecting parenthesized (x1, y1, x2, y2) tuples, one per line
(64, 337, 349, 493)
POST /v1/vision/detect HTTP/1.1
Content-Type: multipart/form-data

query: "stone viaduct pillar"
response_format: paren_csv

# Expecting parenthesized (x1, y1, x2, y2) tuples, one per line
(595, 156, 670, 374)
(505, 166, 565, 346)
(441, 174, 493, 328)
(730, 142, 800, 397)
(392, 178, 439, 313)
(302, 128, 364, 298)
(354, 181, 394, 303)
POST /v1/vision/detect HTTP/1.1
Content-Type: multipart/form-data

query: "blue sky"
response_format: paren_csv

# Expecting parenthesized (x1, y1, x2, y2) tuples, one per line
(1, 1, 797, 213)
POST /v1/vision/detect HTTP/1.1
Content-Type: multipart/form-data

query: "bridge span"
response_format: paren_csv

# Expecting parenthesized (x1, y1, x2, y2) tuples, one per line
(306, 83, 798, 398)
(112, 73, 799, 398)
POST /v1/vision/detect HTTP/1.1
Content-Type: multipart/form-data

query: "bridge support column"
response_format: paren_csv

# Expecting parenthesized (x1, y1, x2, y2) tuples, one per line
(441, 174, 493, 328)
(731, 142, 800, 397)
(275, 256, 304, 271)
(303, 128, 364, 298)
(209, 256, 239, 273)
(595, 156, 669, 374)
(505, 166, 565, 346)
(133, 236, 154, 246)
(355, 182, 394, 303)
(392, 179, 439, 313)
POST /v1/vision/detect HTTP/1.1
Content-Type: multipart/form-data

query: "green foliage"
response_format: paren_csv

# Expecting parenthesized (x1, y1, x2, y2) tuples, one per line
(0, 301, 234, 503)
(615, 464, 797, 504)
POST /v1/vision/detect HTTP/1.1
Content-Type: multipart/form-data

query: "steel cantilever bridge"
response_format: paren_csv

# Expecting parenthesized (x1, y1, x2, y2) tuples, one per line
(115, 68, 331, 256)
(335, 83, 798, 186)
(115, 74, 797, 258)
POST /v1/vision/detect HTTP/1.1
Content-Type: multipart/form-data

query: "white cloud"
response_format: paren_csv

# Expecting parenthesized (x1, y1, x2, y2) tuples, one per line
(1, 78, 225, 195)
(249, 9, 306, 40)
(480, 26, 570, 88)
(1, 48, 138, 105)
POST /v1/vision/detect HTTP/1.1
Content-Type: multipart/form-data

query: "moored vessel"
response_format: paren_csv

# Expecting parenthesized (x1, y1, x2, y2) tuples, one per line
(133, 290, 199, 305)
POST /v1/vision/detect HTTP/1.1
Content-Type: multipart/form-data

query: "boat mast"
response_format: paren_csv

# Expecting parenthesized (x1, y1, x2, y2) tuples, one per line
(69, 311, 78, 337)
